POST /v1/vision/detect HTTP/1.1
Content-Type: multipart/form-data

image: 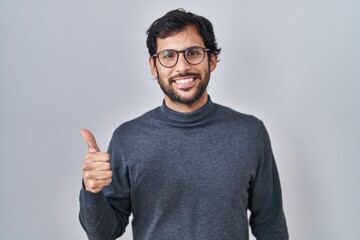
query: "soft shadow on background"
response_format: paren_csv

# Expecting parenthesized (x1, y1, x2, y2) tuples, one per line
(0, 1, 359, 240)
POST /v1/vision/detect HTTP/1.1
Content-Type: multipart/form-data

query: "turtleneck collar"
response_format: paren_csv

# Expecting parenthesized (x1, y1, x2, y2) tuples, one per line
(160, 95, 215, 125)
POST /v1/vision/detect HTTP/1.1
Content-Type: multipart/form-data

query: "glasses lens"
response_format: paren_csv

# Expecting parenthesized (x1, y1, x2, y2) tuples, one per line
(185, 47, 205, 64)
(158, 50, 177, 67)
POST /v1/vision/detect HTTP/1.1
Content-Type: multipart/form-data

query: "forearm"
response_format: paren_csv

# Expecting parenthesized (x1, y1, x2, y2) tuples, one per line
(79, 188, 128, 240)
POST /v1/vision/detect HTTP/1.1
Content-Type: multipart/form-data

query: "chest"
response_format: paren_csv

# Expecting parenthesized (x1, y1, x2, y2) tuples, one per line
(126, 128, 260, 199)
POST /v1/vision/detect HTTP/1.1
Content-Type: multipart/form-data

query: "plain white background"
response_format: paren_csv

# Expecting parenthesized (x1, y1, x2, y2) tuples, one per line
(1, 1, 359, 239)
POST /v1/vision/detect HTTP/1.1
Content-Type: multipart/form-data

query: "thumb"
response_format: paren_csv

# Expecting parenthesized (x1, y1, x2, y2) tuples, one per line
(80, 129, 100, 153)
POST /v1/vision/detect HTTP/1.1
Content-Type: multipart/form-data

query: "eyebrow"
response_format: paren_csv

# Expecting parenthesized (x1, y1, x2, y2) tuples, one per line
(157, 45, 203, 53)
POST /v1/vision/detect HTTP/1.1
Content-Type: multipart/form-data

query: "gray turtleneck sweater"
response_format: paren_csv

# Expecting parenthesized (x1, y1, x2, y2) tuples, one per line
(79, 97, 288, 240)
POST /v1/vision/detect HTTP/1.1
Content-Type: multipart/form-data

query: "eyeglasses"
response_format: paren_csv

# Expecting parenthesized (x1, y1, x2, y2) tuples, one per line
(152, 46, 210, 68)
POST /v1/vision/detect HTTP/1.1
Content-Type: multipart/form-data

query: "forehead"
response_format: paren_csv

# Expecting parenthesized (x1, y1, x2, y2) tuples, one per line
(156, 25, 205, 52)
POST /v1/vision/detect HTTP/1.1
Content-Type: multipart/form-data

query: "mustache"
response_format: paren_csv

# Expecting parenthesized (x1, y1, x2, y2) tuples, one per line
(168, 73, 201, 82)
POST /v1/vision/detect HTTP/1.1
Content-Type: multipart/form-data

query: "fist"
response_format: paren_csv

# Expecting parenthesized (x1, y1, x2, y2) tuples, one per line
(80, 129, 112, 193)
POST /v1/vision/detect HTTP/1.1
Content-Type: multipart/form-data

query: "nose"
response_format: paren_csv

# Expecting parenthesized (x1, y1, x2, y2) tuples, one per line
(175, 53, 191, 72)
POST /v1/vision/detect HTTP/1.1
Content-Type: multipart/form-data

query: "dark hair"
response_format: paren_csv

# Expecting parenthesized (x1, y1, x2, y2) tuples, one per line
(146, 8, 221, 57)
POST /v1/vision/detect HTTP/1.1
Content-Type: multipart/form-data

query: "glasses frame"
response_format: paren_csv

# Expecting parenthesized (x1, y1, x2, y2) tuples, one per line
(152, 46, 210, 68)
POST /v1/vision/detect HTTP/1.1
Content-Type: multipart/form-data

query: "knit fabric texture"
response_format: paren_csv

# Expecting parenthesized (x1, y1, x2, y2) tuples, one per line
(79, 97, 288, 240)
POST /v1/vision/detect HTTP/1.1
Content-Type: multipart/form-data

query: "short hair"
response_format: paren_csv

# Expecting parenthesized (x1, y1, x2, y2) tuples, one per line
(146, 8, 222, 57)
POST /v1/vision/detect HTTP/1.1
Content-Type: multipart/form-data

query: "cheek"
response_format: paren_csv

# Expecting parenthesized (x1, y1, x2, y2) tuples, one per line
(158, 68, 173, 79)
(199, 63, 211, 76)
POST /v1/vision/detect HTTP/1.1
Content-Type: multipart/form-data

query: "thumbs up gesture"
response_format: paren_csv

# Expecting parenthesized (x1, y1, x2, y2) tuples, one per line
(80, 129, 112, 193)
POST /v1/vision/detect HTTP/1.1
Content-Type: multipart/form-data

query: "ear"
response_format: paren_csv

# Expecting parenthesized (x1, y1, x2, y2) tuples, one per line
(209, 53, 218, 72)
(149, 56, 158, 78)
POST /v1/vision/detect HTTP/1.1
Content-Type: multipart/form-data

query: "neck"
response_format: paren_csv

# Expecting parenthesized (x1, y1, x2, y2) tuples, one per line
(164, 92, 209, 113)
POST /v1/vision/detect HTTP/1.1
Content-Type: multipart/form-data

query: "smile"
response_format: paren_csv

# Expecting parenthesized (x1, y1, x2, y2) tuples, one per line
(175, 78, 194, 85)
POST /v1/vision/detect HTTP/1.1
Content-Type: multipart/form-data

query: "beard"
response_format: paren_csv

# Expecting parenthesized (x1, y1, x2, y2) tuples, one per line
(157, 70, 211, 105)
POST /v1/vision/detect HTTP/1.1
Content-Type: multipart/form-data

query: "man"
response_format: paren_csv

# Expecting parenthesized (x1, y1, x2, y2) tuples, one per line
(79, 8, 289, 240)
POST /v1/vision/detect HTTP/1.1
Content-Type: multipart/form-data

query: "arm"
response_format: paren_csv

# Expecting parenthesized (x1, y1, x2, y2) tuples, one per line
(248, 124, 289, 240)
(79, 129, 131, 240)
(79, 189, 129, 240)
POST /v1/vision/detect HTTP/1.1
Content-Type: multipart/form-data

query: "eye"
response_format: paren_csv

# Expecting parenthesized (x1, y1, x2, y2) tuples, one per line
(160, 50, 176, 59)
(186, 48, 202, 58)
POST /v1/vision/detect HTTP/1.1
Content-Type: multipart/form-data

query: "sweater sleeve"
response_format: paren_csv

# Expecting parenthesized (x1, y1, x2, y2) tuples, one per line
(79, 132, 131, 240)
(248, 123, 289, 240)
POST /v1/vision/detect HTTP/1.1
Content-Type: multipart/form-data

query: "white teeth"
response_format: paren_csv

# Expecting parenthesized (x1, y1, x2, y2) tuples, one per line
(175, 78, 194, 85)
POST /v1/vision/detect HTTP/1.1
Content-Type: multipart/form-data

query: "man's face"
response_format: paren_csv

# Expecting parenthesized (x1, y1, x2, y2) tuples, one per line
(149, 25, 217, 110)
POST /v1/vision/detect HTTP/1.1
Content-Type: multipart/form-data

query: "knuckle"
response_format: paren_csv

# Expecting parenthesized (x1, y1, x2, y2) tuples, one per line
(82, 164, 90, 171)
(84, 153, 92, 160)
(84, 172, 92, 179)
(105, 162, 111, 169)
(88, 181, 97, 189)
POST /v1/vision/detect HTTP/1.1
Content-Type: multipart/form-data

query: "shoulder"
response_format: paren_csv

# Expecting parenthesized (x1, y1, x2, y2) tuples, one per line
(214, 103, 265, 130)
(111, 106, 161, 142)
(213, 103, 271, 144)
(214, 103, 272, 149)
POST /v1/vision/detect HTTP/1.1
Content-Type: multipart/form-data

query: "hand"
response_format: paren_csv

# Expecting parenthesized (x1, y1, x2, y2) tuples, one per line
(80, 129, 112, 193)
